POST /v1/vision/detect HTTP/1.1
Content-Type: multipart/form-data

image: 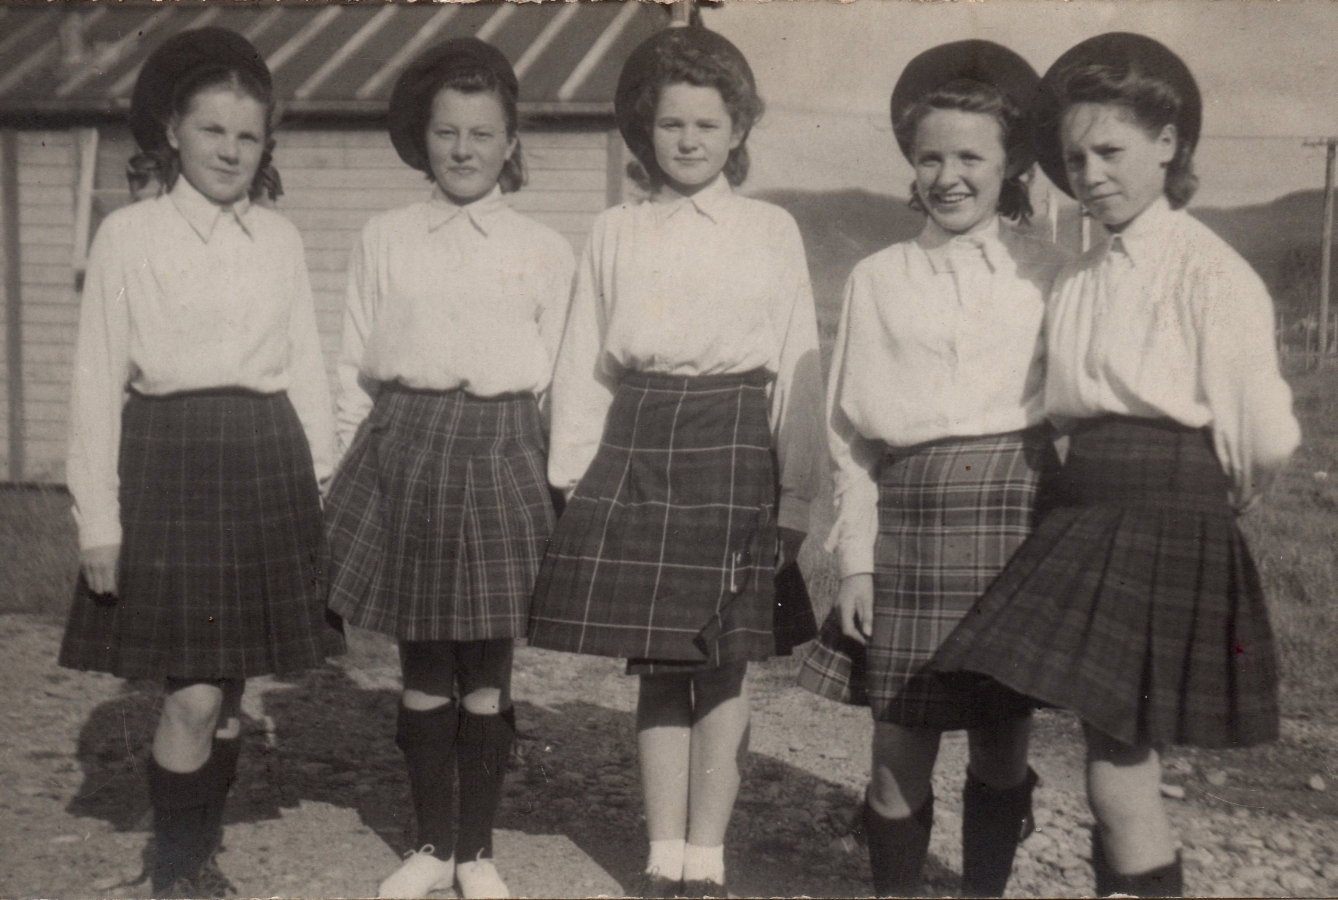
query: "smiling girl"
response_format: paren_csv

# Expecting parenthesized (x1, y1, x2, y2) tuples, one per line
(322, 39, 574, 900)
(934, 33, 1301, 897)
(527, 26, 824, 898)
(59, 28, 337, 898)
(797, 41, 1069, 898)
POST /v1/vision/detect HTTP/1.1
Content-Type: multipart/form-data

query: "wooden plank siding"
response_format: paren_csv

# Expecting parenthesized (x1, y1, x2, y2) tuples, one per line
(8, 122, 620, 483)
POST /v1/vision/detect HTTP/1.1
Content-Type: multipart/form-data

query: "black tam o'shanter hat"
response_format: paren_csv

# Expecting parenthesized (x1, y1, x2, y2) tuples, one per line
(1032, 32, 1201, 198)
(130, 27, 271, 154)
(890, 39, 1041, 166)
(387, 38, 519, 173)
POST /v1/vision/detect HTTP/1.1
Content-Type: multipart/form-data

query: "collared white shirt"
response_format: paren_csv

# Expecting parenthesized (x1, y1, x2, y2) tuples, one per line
(1046, 196, 1301, 507)
(826, 216, 1070, 578)
(336, 186, 576, 452)
(547, 176, 825, 531)
(67, 177, 336, 550)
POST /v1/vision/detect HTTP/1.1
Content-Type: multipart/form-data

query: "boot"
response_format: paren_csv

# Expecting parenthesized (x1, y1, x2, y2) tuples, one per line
(148, 753, 229, 895)
(860, 791, 934, 898)
(1093, 832, 1183, 898)
(961, 768, 1038, 897)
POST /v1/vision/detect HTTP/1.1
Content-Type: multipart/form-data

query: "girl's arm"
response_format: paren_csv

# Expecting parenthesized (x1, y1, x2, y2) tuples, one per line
(1197, 259, 1302, 510)
(535, 236, 578, 431)
(283, 228, 337, 487)
(547, 222, 617, 495)
(335, 224, 380, 456)
(67, 219, 132, 556)
(770, 212, 825, 535)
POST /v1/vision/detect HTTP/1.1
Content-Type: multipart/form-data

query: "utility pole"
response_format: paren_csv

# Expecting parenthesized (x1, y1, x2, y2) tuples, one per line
(1304, 137, 1337, 364)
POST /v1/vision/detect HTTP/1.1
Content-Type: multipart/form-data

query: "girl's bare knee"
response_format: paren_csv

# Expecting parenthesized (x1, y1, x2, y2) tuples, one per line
(162, 683, 224, 734)
(461, 687, 503, 715)
(402, 688, 453, 712)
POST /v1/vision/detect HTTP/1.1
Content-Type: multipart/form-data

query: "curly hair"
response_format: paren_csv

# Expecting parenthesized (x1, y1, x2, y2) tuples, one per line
(623, 40, 764, 192)
(407, 67, 526, 194)
(894, 77, 1033, 223)
(127, 65, 282, 202)
(1057, 61, 1198, 209)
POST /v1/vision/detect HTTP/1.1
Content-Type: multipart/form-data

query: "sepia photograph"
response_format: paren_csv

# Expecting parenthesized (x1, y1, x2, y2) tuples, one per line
(0, 1, 1335, 898)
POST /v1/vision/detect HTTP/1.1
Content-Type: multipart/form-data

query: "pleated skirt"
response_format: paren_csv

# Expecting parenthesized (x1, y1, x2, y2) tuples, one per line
(59, 389, 337, 680)
(325, 385, 554, 642)
(798, 429, 1051, 728)
(932, 417, 1278, 748)
(528, 370, 778, 672)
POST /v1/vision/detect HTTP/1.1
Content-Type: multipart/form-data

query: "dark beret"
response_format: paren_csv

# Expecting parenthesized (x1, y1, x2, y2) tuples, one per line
(129, 27, 270, 154)
(614, 26, 755, 165)
(387, 38, 519, 173)
(1033, 32, 1201, 198)
(890, 39, 1041, 164)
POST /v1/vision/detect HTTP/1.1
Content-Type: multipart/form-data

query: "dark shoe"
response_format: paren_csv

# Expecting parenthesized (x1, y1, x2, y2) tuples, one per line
(862, 793, 934, 898)
(961, 768, 1038, 897)
(628, 871, 682, 898)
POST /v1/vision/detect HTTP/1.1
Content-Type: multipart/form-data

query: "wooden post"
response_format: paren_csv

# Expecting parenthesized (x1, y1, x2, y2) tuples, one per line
(2, 130, 24, 481)
(669, 0, 693, 27)
(1320, 140, 1335, 361)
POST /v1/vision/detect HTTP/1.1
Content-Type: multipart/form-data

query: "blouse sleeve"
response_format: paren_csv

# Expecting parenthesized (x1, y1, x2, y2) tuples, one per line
(547, 219, 619, 494)
(535, 235, 578, 430)
(823, 268, 882, 577)
(1196, 257, 1301, 508)
(769, 211, 824, 533)
(67, 219, 132, 551)
(335, 223, 380, 456)
(281, 228, 337, 485)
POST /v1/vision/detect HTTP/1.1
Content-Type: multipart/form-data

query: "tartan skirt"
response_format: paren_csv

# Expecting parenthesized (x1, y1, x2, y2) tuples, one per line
(59, 389, 337, 681)
(528, 369, 778, 670)
(325, 385, 554, 642)
(798, 429, 1052, 728)
(932, 417, 1279, 749)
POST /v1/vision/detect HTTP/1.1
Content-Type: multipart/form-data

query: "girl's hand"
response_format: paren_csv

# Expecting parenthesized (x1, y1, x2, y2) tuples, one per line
(778, 527, 806, 568)
(837, 573, 874, 645)
(80, 544, 120, 597)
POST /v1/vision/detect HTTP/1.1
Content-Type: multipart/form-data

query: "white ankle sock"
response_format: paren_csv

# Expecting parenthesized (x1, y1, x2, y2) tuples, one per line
(682, 844, 725, 884)
(646, 838, 686, 880)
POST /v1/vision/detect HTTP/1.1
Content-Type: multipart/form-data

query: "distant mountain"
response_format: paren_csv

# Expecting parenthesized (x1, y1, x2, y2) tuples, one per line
(1191, 190, 1326, 284)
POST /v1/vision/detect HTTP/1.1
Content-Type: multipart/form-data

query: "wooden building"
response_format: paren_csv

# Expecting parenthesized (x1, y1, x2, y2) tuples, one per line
(0, 2, 667, 482)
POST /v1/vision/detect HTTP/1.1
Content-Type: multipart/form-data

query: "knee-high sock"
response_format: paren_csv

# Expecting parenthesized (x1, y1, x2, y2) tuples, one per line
(961, 768, 1037, 897)
(456, 707, 515, 863)
(148, 752, 229, 891)
(201, 737, 241, 854)
(1092, 832, 1183, 898)
(397, 704, 460, 861)
(862, 792, 934, 898)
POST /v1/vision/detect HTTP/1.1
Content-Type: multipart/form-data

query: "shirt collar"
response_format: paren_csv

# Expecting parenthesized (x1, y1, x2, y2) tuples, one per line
(918, 215, 1005, 274)
(1102, 195, 1174, 268)
(651, 174, 734, 225)
(169, 177, 253, 241)
(426, 185, 507, 236)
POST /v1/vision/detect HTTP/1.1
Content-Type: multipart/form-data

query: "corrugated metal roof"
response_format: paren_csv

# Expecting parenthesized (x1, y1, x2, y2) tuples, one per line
(0, 1, 670, 122)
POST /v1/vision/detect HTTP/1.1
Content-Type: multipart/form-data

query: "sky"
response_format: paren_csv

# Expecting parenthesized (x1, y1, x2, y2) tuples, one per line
(700, 0, 1338, 208)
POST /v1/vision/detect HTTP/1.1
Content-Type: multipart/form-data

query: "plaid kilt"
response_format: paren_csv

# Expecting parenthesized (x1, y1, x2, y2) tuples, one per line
(326, 386, 553, 641)
(798, 430, 1051, 728)
(59, 389, 337, 680)
(528, 370, 778, 669)
(932, 417, 1279, 749)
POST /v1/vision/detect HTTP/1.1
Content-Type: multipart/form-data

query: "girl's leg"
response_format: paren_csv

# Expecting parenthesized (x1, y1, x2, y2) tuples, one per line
(637, 672, 693, 888)
(862, 722, 941, 898)
(149, 680, 228, 893)
(682, 661, 750, 891)
(455, 640, 516, 899)
(379, 642, 459, 899)
(962, 714, 1036, 897)
(1084, 724, 1181, 898)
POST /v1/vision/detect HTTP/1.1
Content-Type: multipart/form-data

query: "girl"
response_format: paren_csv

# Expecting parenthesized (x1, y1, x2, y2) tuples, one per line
(323, 38, 574, 900)
(59, 27, 338, 898)
(527, 25, 824, 899)
(797, 41, 1069, 899)
(934, 33, 1301, 898)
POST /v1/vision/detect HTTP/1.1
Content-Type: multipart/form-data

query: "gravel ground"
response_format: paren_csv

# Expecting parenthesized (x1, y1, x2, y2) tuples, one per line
(1, 611, 1336, 899)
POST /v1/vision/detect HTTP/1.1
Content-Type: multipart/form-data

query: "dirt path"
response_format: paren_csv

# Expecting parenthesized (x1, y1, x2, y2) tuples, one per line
(2, 612, 1336, 898)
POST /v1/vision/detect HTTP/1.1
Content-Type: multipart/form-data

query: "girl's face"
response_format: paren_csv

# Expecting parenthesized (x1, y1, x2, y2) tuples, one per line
(911, 108, 1008, 235)
(426, 87, 517, 206)
(167, 85, 267, 207)
(1060, 102, 1176, 230)
(652, 82, 742, 196)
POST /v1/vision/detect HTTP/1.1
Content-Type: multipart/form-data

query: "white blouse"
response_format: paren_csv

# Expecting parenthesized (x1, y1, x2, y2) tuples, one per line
(1046, 196, 1301, 509)
(826, 217, 1070, 578)
(67, 178, 336, 551)
(336, 186, 576, 451)
(547, 176, 825, 532)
